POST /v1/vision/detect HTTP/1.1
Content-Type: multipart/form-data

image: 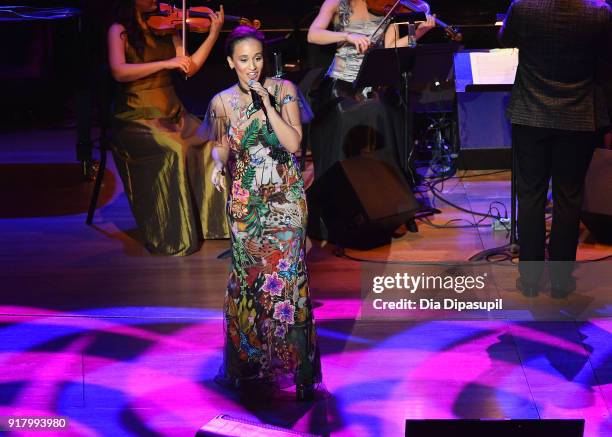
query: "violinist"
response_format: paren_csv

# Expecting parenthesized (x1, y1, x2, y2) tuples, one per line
(308, 0, 435, 88)
(306, 0, 435, 236)
(307, 0, 434, 180)
(107, 0, 228, 255)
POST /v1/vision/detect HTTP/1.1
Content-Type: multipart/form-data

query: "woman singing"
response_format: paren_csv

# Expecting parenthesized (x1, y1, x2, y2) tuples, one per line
(107, 0, 228, 255)
(200, 26, 322, 401)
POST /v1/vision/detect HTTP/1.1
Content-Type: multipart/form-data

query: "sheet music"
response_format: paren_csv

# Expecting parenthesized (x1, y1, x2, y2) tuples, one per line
(469, 49, 518, 85)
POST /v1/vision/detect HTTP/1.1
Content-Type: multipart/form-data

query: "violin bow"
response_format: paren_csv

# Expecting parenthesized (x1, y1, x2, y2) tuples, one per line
(399, 0, 462, 41)
(399, 0, 428, 13)
(370, 0, 403, 44)
(182, 0, 187, 56)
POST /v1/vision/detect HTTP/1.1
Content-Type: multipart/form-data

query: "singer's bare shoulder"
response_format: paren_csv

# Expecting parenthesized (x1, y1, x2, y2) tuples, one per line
(209, 85, 245, 109)
(263, 77, 298, 96)
(216, 85, 241, 98)
(206, 91, 232, 118)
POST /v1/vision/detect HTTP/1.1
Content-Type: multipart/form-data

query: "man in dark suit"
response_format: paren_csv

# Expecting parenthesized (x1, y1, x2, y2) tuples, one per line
(499, 0, 612, 297)
(603, 0, 612, 146)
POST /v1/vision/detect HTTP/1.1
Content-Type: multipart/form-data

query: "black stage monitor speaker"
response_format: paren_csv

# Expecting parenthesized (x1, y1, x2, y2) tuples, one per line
(405, 419, 584, 437)
(310, 154, 420, 249)
(196, 414, 319, 436)
(582, 147, 612, 245)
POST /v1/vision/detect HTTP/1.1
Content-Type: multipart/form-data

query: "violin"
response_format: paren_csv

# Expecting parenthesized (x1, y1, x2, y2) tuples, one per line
(366, 0, 462, 42)
(146, 2, 261, 36)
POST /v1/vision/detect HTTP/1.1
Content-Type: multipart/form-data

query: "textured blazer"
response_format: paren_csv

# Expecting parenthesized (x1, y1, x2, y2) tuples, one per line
(500, 0, 612, 131)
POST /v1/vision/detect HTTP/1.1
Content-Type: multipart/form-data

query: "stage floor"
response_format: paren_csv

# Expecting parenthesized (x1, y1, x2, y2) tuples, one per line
(0, 128, 611, 436)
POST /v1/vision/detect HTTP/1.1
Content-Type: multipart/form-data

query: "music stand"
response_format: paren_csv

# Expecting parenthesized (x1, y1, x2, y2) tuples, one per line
(354, 43, 459, 180)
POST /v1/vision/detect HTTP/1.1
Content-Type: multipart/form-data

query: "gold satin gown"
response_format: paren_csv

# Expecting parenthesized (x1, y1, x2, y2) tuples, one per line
(111, 29, 229, 255)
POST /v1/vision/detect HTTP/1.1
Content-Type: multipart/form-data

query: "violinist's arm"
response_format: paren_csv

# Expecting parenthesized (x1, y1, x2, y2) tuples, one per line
(108, 23, 189, 82)
(307, 0, 371, 53)
(307, 0, 345, 45)
(384, 15, 436, 48)
(174, 6, 225, 77)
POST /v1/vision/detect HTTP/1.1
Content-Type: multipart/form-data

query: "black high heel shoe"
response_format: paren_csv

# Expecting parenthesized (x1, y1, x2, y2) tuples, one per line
(296, 384, 315, 401)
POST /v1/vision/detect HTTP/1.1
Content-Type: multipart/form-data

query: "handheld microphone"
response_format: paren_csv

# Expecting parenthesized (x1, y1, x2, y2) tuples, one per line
(251, 89, 264, 110)
(248, 80, 269, 123)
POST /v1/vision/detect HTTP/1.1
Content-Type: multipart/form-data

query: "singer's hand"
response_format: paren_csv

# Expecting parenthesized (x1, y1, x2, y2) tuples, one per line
(211, 163, 226, 192)
(248, 80, 272, 110)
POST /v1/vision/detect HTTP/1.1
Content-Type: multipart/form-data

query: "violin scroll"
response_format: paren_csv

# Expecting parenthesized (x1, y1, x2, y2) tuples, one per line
(366, 0, 462, 42)
(238, 17, 261, 29)
(444, 26, 462, 43)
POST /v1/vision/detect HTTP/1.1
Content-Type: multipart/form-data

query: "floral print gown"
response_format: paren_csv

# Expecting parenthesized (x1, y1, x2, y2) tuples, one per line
(200, 78, 321, 388)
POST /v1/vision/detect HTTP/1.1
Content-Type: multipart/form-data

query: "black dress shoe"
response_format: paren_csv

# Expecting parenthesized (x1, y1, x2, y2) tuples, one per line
(516, 277, 539, 297)
(406, 219, 419, 233)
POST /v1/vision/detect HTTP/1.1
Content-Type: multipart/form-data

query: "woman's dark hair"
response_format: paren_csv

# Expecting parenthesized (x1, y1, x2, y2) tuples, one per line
(113, 0, 146, 59)
(225, 25, 266, 57)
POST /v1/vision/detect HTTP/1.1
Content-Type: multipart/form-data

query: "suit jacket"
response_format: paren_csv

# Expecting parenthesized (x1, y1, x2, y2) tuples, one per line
(601, 0, 612, 121)
(500, 0, 612, 131)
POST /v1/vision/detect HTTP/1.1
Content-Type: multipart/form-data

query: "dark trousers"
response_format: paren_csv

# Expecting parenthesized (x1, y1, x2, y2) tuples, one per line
(513, 124, 596, 275)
